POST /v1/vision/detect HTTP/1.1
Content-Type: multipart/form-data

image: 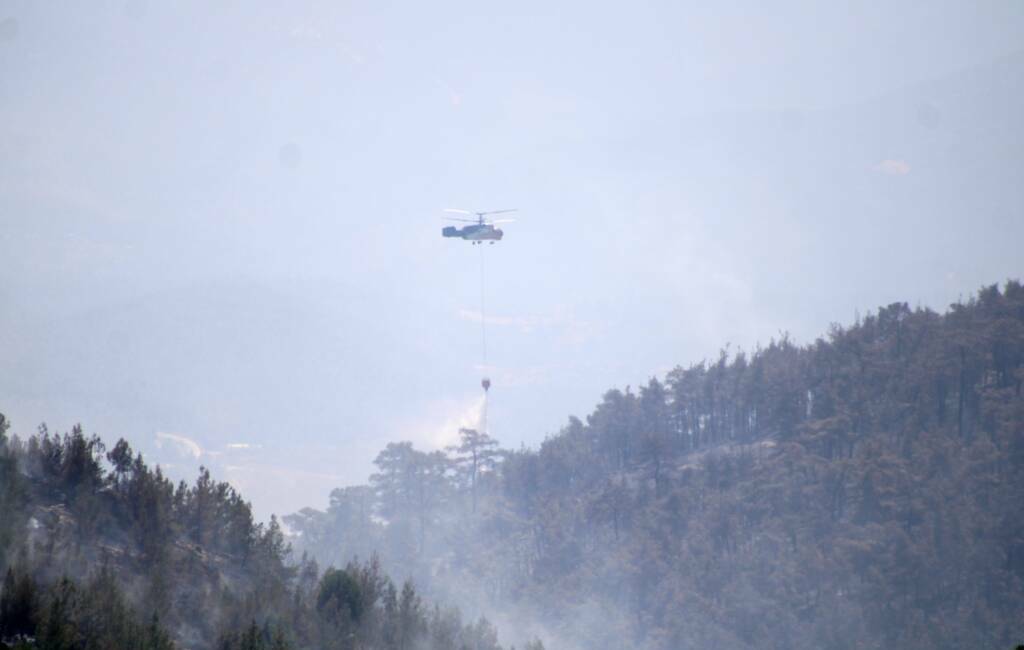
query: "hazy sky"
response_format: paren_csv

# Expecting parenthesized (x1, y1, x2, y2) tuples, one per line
(2, 1, 1023, 518)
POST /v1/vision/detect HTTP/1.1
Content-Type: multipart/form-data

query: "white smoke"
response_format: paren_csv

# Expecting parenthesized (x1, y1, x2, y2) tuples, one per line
(399, 395, 487, 450)
(154, 431, 203, 459)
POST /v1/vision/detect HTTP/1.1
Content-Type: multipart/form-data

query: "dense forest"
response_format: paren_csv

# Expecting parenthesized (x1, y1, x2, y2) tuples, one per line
(3, 281, 1023, 649)
(285, 282, 1024, 649)
(0, 418, 543, 649)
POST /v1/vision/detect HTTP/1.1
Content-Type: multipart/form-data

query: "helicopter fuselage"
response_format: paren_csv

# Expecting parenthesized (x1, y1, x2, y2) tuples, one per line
(442, 224, 504, 241)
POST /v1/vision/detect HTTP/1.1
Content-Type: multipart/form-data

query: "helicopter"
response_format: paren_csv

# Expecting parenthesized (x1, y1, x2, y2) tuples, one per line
(441, 208, 517, 244)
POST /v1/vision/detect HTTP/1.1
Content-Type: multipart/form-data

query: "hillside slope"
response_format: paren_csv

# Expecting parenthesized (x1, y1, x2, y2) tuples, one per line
(288, 281, 1024, 649)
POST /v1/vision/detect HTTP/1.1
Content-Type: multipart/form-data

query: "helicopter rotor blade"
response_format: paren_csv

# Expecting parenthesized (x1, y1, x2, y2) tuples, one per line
(443, 208, 474, 215)
(443, 217, 478, 223)
(480, 209, 518, 216)
(487, 219, 516, 224)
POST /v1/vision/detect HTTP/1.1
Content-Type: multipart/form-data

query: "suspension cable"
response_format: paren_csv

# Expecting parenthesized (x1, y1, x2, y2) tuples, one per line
(480, 244, 487, 369)
(479, 245, 490, 434)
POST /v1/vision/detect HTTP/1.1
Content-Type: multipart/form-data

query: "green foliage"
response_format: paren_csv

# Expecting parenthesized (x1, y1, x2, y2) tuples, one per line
(0, 426, 504, 650)
(215, 620, 290, 650)
(0, 568, 175, 650)
(449, 428, 500, 513)
(0, 567, 37, 639)
(317, 568, 364, 623)
(0, 424, 295, 649)
(0, 417, 520, 650)
(0, 414, 27, 574)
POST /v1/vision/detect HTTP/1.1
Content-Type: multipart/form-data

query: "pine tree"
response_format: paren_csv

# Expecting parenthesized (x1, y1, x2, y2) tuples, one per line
(449, 428, 500, 513)
(0, 567, 38, 639)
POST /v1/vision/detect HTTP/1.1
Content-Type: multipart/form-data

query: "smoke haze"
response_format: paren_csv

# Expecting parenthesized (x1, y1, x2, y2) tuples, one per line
(1, 2, 1022, 520)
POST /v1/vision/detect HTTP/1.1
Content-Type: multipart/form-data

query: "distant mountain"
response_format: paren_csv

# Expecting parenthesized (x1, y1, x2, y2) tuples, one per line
(287, 280, 1024, 650)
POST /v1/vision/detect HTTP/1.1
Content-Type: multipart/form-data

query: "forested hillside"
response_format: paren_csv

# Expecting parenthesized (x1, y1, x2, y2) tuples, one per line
(287, 282, 1024, 649)
(0, 421, 541, 649)
(3, 282, 1022, 649)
